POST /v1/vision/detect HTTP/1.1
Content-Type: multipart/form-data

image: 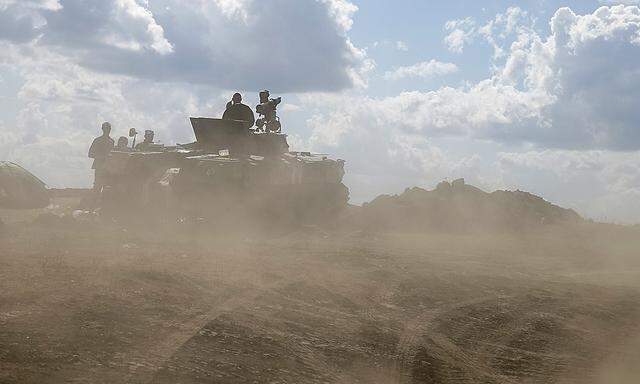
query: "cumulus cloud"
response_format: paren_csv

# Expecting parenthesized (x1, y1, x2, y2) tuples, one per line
(384, 60, 458, 80)
(395, 40, 409, 51)
(106, 0, 174, 54)
(0, 0, 370, 92)
(370, 39, 409, 52)
(445, 7, 535, 59)
(0, 0, 61, 42)
(0, 0, 173, 55)
(479, 7, 534, 59)
(0, 0, 62, 10)
(443, 17, 476, 53)
(378, 5, 640, 150)
(498, 150, 640, 223)
(294, 91, 501, 199)
(321, 0, 358, 32)
(212, 0, 252, 22)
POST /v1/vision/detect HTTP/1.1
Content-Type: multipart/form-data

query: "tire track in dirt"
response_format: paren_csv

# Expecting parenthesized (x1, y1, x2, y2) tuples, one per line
(145, 269, 401, 384)
(127, 279, 293, 383)
(394, 296, 519, 384)
(146, 280, 353, 384)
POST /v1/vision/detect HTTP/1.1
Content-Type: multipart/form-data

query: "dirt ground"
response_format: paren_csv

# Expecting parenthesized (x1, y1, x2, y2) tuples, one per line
(1, 201, 640, 383)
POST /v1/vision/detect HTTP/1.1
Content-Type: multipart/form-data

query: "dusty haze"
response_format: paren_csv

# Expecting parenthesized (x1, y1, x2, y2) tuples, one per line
(2, 2, 640, 382)
(1, 188, 639, 383)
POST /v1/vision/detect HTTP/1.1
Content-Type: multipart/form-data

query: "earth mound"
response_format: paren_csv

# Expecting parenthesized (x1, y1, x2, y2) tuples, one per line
(358, 178, 581, 232)
(0, 162, 49, 209)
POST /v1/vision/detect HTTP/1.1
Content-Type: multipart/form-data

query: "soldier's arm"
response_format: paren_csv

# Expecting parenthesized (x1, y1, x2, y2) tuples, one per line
(245, 106, 255, 126)
(88, 139, 97, 158)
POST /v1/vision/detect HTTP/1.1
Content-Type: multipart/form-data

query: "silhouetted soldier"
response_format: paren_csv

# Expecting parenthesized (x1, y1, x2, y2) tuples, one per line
(88, 122, 115, 197)
(135, 130, 155, 151)
(116, 136, 130, 151)
(222, 92, 255, 129)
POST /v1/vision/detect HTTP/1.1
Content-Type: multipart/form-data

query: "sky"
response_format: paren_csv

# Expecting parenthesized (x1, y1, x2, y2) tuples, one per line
(1, 0, 640, 223)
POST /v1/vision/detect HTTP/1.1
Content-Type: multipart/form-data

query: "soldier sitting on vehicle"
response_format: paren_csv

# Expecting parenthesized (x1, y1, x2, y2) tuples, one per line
(115, 136, 130, 151)
(135, 130, 155, 151)
(222, 92, 255, 129)
(255, 90, 282, 133)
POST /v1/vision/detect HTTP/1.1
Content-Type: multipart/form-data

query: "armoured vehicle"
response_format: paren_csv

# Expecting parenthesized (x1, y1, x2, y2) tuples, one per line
(102, 98, 348, 222)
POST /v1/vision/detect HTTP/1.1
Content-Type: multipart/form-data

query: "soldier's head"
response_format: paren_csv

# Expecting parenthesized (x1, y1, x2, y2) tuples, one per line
(101, 122, 112, 135)
(143, 130, 154, 143)
(117, 136, 128, 148)
(259, 90, 270, 104)
(232, 92, 242, 104)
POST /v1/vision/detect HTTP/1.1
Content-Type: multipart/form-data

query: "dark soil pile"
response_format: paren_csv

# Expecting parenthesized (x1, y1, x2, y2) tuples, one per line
(358, 179, 581, 232)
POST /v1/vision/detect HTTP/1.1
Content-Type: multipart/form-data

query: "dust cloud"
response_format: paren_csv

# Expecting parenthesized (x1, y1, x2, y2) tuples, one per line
(588, 333, 640, 384)
(1, 180, 639, 384)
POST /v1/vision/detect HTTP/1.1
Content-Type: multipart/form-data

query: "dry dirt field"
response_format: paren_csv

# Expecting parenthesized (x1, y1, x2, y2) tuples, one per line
(1, 201, 640, 383)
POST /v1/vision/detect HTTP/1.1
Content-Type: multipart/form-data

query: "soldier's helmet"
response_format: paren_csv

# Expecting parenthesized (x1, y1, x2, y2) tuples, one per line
(259, 90, 270, 103)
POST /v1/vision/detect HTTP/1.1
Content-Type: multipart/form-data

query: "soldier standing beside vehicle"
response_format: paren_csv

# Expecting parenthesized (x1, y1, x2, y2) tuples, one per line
(222, 92, 255, 129)
(88, 122, 115, 197)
